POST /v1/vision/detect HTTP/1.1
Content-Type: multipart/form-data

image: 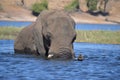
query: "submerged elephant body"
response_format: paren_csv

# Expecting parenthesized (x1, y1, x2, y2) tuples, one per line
(14, 10, 76, 60)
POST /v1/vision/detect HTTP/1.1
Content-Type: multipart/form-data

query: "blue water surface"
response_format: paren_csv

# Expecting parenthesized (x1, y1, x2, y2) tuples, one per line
(0, 21, 32, 27)
(0, 40, 120, 80)
(0, 21, 120, 31)
(76, 23, 120, 31)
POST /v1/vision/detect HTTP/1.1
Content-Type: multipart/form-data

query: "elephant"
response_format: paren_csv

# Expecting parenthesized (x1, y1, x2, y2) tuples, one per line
(14, 10, 76, 60)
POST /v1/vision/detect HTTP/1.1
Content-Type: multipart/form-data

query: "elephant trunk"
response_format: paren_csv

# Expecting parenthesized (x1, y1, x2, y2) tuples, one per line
(57, 48, 73, 59)
(48, 47, 74, 60)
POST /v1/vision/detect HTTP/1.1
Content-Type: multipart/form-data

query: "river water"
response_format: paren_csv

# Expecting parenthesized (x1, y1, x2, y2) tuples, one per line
(0, 21, 120, 31)
(0, 40, 120, 80)
(0, 21, 120, 79)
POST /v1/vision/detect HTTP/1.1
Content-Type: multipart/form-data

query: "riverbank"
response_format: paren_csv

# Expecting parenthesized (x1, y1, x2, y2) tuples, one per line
(0, 0, 120, 24)
(0, 27, 120, 44)
(0, 7, 117, 24)
(70, 12, 116, 24)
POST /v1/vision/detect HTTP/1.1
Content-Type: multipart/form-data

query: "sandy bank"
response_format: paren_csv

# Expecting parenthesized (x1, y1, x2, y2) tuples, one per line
(0, 9, 118, 24)
(70, 12, 116, 24)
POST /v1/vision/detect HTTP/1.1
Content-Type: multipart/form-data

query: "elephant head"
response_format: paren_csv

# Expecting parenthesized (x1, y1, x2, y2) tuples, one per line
(14, 10, 76, 60)
(34, 10, 76, 60)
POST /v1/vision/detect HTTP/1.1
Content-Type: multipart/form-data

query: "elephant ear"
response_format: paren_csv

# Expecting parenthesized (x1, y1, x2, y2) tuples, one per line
(33, 10, 56, 57)
(33, 20, 46, 57)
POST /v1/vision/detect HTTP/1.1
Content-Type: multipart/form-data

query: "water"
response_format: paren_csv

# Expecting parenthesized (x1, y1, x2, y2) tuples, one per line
(0, 21, 120, 30)
(76, 23, 120, 31)
(0, 21, 32, 27)
(0, 40, 120, 80)
(0, 21, 120, 79)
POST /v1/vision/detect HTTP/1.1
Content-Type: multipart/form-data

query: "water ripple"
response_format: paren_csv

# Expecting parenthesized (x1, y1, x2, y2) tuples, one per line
(0, 40, 120, 80)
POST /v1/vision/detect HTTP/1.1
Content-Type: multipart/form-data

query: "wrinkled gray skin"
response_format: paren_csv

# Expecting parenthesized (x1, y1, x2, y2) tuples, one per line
(14, 10, 76, 60)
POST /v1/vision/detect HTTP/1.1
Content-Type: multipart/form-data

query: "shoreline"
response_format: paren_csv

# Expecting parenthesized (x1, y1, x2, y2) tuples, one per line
(0, 19, 119, 25)
(70, 12, 118, 24)
(0, 11, 119, 25)
(0, 17, 118, 25)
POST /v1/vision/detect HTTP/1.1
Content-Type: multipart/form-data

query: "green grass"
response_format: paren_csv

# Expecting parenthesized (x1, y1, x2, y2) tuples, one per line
(32, 0, 48, 16)
(0, 27, 120, 44)
(76, 30, 120, 44)
(64, 0, 79, 11)
(0, 27, 23, 40)
(87, 0, 98, 11)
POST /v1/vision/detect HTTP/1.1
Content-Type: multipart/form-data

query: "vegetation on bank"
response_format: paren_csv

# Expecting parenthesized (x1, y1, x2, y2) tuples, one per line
(31, 0, 108, 16)
(0, 27, 23, 40)
(31, 0, 48, 16)
(64, 0, 98, 11)
(0, 27, 120, 44)
(76, 30, 120, 44)
(0, 4, 3, 11)
(64, 0, 79, 11)
(87, 0, 98, 11)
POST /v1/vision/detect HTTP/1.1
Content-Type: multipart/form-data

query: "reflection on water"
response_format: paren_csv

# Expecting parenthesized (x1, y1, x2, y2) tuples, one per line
(0, 40, 120, 80)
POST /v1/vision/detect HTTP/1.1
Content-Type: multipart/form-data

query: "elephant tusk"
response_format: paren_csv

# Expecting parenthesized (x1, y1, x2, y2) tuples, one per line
(48, 54, 54, 59)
